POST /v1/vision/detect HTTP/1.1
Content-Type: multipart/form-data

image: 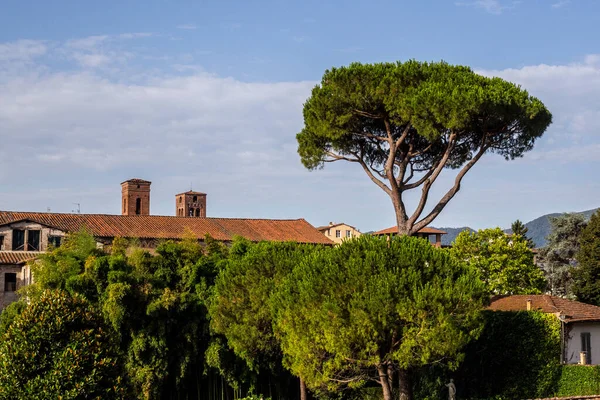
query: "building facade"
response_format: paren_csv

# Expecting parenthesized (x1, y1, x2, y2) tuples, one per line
(489, 294, 600, 365)
(372, 226, 448, 247)
(317, 222, 361, 245)
(0, 178, 332, 310)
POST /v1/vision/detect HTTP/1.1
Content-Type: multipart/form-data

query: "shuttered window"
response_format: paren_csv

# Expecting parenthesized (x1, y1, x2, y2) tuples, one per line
(581, 332, 592, 364)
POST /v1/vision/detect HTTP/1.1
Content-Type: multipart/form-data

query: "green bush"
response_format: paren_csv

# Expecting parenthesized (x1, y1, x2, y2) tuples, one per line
(555, 365, 600, 396)
(0, 290, 127, 399)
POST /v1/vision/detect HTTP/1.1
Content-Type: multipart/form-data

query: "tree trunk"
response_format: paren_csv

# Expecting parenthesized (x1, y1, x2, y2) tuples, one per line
(398, 368, 413, 400)
(299, 377, 308, 400)
(377, 365, 394, 400)
(391, 196, 411, 236)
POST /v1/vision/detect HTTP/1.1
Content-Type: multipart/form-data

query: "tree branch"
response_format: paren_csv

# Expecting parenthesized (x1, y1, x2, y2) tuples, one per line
(411, 138, 490, 233)
(407, 132, 458, 227)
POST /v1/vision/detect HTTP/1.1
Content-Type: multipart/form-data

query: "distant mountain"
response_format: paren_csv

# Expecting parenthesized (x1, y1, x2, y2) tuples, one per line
(434, 227, 475, 246)
(433, 208, 599, 248)
(519, 208, 598, 248)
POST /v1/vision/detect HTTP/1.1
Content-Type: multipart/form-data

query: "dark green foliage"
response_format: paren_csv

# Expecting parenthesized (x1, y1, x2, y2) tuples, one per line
(454, 311, 561, 399)
(28, 231, 230, 399)
(0, 300, 26, 334)
(511, 219, 535, 248)
(537, 213, 588, 297)
(209, 238, 316, 398)
(523, 207, 598, 248)
(210, 239, 314, 371)
(573, 210, 600, 305)
(273, 235, 487, 399)
(555, 365, 600, 396)
(0, 290, 127, 399)
(451, 228, 546, 295)
(297, 61, 551, 234)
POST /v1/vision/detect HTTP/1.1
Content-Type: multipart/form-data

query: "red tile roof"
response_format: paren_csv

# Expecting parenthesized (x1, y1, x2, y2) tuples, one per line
(121, 178, 151, 185)
(489, 295, 600, 323)
(372, 226, 447, 236)
(0, 211, 333, 245)
(0, 251, 39, 265)
(316, 223, 359, 232)
(176, 190, 207, 196)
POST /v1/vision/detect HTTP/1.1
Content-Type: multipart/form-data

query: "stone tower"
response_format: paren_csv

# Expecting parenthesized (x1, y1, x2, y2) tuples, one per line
(121, 179, 151, 216)
(176, 191, 206, 217)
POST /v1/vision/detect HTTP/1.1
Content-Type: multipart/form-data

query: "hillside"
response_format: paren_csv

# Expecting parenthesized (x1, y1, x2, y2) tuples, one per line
(433, 207, 599, 248)
(520, 208, 598, 248)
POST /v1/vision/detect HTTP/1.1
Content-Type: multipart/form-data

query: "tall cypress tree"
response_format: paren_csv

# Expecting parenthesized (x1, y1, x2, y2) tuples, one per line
(573, 211, 600, 305)
(511, 219, 535, 248)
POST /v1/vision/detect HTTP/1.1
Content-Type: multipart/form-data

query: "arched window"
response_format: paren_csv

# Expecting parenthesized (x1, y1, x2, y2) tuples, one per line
(179, 197, 182, 204)
(135, 198, 141, 215)
(195, 208, 200, 217)
(189, 208, 194, 217)
(193, 195, 197, 202)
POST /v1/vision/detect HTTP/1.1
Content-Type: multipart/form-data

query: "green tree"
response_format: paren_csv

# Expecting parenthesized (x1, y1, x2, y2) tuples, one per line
(451, 228, 546, 295)
(210, 239, 315, 399)
(0, 290, 127, 399)
(297, 61, 552, 235)
(572, 210, 600, 305)
(273, 235, 487, 400)
(511, 219, 535, 248)
(537, 213, 587, 297)
(28, 231, 228, 399)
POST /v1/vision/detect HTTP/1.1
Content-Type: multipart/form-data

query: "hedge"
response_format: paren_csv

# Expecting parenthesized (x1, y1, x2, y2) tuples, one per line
(555, 365, 600, 396)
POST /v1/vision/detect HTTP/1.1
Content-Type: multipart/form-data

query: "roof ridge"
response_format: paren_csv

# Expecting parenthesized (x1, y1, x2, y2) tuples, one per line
(542, 295, 561, 313)
(0, 210, 305, 222)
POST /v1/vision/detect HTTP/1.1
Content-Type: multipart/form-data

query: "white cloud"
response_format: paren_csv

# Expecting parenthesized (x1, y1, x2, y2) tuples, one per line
(478, 56, 600, 147)
(0, 40, 47, 62)
(455, 0, 519, 14)
(552, 0, 571, 8)
(1, 34, 600, 231)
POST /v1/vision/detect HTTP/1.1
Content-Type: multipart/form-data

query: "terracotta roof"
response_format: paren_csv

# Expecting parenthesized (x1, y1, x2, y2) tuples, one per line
(372, 226, 447, 236)
(121, 178, 151, 185)
(489, 295, 600, 323)
(0, 251, 39, 265)
(176, 191, 207, 196)
(316, 223, 358, 232)
(0, 211, 333, 245)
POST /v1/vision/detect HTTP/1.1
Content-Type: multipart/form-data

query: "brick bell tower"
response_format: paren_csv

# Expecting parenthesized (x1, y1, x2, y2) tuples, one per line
(121, 179, 151, 216)
(176, 191, 206, 217)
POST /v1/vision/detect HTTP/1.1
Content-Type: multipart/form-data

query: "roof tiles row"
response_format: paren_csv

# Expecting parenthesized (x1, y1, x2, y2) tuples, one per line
(0, 211, 333, 245)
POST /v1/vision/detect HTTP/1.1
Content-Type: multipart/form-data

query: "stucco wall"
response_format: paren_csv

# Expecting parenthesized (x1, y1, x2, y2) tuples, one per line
(0, 222, 67, 252)
(319, 224, 361, 245)
(0, 264, 28, 310)
(565, 322, 600, 365)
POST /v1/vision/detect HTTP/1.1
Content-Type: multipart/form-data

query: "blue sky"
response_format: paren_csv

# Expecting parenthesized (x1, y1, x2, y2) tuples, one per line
(1, 0, 599, 232)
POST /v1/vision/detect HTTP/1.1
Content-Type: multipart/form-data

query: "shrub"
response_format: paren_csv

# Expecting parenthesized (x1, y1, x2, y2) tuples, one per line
(555, 365, 600, 396)
(0, 290, 127, 399)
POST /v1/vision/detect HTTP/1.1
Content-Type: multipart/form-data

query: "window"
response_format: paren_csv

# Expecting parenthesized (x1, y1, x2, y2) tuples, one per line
(335, 230, 341, 238)
(189, 208, 194, 217)
(135, 198, 141, 215)
(4, 273, 16, 292)
(48, 236, 62, 248)
(28, 230, 40, 251)
(195, 208, 200, 217)
(0, 235, 4, 250)
(179, 197, 182, 204)
(12, 229, 25, 251)
(123, 198, 127, 213)
(582, 332, 592, 364)
(346, 230, 351, 238)
(193, 195, 198, 202)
